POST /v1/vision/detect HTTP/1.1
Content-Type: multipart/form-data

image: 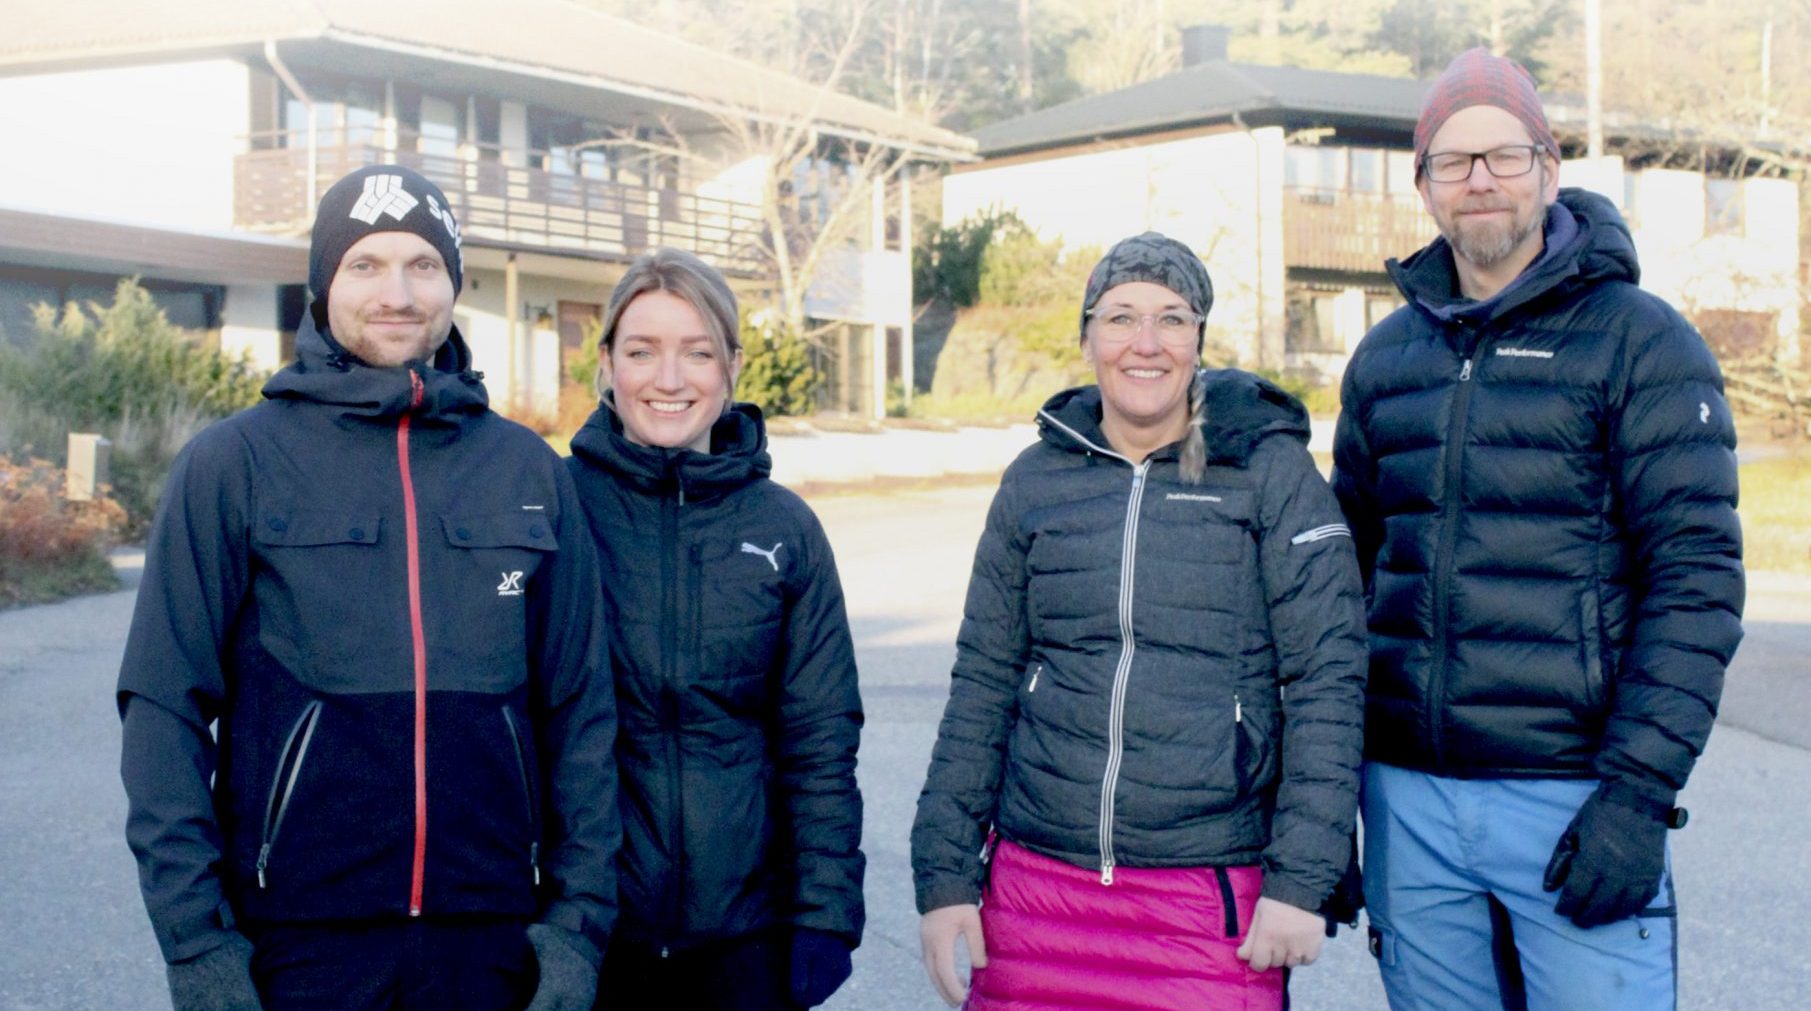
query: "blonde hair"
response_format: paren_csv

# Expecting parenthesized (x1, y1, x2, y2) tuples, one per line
(594, 248, 741, 400)
(1179, 370, 1208, 484)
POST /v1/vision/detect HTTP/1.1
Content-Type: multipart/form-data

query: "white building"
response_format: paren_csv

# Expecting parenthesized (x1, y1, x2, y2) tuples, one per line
(0, 0, 974, 419)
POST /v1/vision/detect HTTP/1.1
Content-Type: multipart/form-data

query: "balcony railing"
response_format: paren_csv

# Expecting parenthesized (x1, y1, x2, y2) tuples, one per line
(1283, 189, 1440, 274)
(235, 142, 768, 276)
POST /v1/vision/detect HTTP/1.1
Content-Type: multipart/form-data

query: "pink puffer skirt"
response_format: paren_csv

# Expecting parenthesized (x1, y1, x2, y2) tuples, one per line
(967, 839, 1285, 1011)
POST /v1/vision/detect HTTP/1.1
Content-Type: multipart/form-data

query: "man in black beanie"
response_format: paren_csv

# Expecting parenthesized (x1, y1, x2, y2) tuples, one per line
(119, 165, 619, 1010)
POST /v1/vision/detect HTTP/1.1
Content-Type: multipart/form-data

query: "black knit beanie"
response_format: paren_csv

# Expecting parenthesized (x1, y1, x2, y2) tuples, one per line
(1080, 231, 1214, 344)
(309, 165, 465, 302)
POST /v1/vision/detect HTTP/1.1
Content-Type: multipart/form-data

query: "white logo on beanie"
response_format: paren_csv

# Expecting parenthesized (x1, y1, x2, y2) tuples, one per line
(348, 174, 420, 224)
(424, 194, 464, 271)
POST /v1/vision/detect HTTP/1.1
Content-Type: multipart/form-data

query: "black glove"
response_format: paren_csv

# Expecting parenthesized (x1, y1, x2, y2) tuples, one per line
(1320, 833, 1365, 937)
(788, 927, 854, 1008)
(165, 931, 262, 1011)
(1542, 781, 1685, 929)
(525, 923, 601, 1011)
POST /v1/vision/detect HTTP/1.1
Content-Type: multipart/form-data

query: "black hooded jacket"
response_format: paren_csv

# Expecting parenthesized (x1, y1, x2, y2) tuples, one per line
(1332, 188, 1744, 803)
(911, 371, 1368, 915)
(565, 401, 864, 952)
(118, 310, 617, 964)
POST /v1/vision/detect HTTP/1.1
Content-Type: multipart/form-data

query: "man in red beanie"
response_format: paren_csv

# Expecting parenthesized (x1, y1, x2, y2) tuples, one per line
(119, 165, 619, 1010)
(1333, 48, 1743, 1009)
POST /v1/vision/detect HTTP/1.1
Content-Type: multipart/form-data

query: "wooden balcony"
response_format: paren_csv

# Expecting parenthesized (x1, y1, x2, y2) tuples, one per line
(235, 144, 768, 276)
(1283, 189, 1440, 274)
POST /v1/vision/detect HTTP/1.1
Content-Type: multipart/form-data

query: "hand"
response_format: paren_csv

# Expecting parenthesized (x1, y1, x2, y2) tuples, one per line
(1235, 897, 1325, 972)
(789, 928, 855, 1008)
(919, 903, 987, 1008)
(165, 931, 262, 1011)
(524, 923, 600, 1011)
(1543, 781, 1675, 929)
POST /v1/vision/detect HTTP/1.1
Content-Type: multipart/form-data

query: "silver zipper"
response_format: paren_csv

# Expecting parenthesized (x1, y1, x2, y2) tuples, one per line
(1098, 461, 1150, 885)
(1028, 663, 1042, 693)
(1033, 409, 1151, 887)
(1460, 358, 1473, 381)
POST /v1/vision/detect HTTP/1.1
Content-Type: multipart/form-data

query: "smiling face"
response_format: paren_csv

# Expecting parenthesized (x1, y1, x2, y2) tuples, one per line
(1418, 104, 1559, 293)
(602, 289, 741, 452)
(1083, 281, 1199, 456)
(326, 231, 455, 367)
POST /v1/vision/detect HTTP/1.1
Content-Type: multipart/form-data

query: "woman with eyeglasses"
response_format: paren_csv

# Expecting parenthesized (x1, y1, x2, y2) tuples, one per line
(910, 232, 1368, 1011)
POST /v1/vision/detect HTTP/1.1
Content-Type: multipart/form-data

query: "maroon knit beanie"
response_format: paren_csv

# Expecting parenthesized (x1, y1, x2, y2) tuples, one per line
(1414, 48, 1558, 177)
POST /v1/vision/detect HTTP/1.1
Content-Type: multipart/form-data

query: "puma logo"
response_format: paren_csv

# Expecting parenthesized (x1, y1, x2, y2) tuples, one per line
(740, 541, 782, 572)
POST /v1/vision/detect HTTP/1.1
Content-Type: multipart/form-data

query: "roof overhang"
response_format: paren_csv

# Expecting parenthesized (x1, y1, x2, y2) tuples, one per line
(0, 205, 308, 286)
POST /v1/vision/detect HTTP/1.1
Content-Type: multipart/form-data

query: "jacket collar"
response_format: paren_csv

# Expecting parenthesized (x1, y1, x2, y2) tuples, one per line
(261, 301, 489, 422)
(568, 396, 771, 500)
(1036, 369, 1309, 468)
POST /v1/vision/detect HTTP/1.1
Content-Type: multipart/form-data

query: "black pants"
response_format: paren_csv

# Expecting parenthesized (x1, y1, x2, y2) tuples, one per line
(246, 916, 537, 1011)
(596, 929, 801, 1011)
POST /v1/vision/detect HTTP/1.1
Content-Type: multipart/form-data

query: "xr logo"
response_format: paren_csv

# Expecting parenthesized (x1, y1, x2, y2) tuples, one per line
(497, 571, 525, 597)
(740, 541, 782, 572)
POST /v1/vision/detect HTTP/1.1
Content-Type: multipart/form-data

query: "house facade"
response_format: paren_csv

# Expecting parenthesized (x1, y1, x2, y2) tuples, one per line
(943, 31, 1802, 388)
(0, 0, 972, 419)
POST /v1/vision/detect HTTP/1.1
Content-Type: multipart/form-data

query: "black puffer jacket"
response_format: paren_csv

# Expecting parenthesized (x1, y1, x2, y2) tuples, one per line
(566, 402, 864, 952)
(119, 310, 616, 963)
(911, 371, 1368, 915)
(1332, 188, 1744, 802)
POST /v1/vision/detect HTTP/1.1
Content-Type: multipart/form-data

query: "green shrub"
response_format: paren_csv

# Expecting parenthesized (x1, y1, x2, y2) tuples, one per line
(737, 309, 819, 417)
(0, 278, 265, 535)
(915, 209, 1025, 308)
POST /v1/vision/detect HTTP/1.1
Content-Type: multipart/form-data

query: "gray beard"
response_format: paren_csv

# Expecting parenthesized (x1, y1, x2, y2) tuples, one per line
(1450, 207, 1544, 269)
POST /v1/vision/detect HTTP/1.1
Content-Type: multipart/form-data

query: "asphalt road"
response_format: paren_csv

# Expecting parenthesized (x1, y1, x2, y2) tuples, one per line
(2, 484, 1808, 1009)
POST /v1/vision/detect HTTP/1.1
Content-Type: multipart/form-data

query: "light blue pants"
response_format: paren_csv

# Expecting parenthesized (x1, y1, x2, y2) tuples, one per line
(1361, 763, 1676, 1011)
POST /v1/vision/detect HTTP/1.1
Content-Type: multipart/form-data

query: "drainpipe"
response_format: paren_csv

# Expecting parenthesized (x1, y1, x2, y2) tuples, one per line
(1232, 111, 1267, 368)
(263, 41, 319, 214)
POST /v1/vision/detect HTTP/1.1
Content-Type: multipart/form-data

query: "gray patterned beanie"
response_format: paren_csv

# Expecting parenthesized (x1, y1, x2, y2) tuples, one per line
(1080, 231, 1214, 344)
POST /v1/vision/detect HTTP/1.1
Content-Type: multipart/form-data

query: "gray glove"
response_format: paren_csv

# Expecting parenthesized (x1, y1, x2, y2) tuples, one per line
(165, 931, 262, 1011)
(524, 923, 600, 1011)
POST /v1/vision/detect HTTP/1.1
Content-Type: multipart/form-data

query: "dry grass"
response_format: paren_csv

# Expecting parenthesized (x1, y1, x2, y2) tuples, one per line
(1739, 449, 1811, 575)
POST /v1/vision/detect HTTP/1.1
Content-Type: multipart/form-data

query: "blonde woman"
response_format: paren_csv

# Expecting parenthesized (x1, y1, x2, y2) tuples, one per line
(911, 232, 1367, 1011)
(566, 249, 864, 1009)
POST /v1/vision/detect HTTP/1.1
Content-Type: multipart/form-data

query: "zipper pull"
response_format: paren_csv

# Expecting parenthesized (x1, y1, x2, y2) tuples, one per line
(1028, 664, 1042, 693)
(1459, 358, 1473, 382)
(256, 844, 271, 889)
(531, 842, 541, 887)
(1100, 863, 1115, 886)
(1234, 694, 1243, 723)
(660, 946, 671, 959)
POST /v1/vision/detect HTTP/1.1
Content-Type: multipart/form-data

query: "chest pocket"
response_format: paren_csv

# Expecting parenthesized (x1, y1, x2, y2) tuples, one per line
(431, 511, 558, 693)
(1143, 487, 1256, 566)
(252, 509, 388, 693)
(693, 533, 788, 692)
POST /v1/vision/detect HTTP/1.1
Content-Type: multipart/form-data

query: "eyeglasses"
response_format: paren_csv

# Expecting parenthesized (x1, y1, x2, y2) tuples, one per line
(1085, 309, 1203, 346)
(1420, 144, 1544, 183)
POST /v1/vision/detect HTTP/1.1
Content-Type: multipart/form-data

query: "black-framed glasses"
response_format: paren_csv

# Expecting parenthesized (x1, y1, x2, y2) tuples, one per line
(1084, 309, 1204, 346)
(1421, 144, 1543, 183)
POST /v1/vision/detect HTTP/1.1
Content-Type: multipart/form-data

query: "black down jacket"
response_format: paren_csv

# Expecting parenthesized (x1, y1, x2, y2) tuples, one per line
(118, 310, 617, 964)
(566, 401, 865, 952)
(1332, 188, 1744, 803)
(912, 371, 1368, 915)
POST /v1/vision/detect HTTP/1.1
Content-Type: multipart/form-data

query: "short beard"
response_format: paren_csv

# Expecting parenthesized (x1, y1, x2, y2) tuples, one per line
(1451, 208, 1545, 269)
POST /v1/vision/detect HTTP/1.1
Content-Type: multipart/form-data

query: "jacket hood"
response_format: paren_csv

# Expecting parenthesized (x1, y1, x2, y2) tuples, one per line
(568, 397, 771, 499)
(261, 301, 489, 421)
(1037, 368, 1309, 467)
(1389, 187, 1640, 326)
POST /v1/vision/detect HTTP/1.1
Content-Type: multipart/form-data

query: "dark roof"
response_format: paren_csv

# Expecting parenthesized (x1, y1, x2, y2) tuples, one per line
(0, 205, 307, 285)
(1, 0, 975, 161)
(972, 60, 1430, 156)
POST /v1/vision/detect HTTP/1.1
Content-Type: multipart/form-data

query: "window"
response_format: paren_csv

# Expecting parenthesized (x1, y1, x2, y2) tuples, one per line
(1366, 294, 1402, 329)
(1349, 149, 1384, 194)
(1285, 290, 1343, 353)
(419, 95, 461, 158)
(1705, 178, 1744, 237)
